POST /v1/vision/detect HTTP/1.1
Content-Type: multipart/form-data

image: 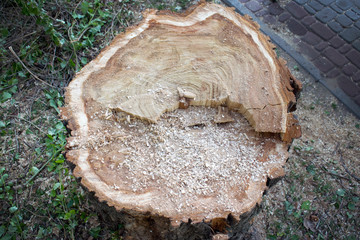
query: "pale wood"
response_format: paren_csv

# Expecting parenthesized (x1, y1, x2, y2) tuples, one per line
(60, 1, 301, 228)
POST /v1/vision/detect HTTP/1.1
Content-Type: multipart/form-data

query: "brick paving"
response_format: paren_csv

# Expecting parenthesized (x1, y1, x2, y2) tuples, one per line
(223, 0, 360, 116)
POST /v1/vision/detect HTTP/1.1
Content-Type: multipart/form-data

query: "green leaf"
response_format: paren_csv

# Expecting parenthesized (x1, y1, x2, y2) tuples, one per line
(0, 121, 5, 128)
(0, 225, 5, 237)
(60, 61, 67, 69)
(1, 92, 12, 102)
(81, 57, 88, 65)
(81, 1, 89, 14)
(9, 206, 18, 213)
(53, 182, 61, 190)
(348, 202, 355, 211)
(49, 99, 59, 114)
(301, 200, 311, 210)
(30, 166, 40, 176)
(336, 188, 345, 197)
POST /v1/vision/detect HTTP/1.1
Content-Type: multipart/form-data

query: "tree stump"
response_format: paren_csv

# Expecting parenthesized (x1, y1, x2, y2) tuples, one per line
(61, 2, 301, 239)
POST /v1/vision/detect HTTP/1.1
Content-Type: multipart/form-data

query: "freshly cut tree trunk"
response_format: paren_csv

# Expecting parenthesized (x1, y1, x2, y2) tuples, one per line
(61, 1, 301, 238)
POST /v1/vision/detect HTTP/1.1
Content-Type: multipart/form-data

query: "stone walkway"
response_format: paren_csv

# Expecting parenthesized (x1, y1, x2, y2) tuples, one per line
(223, 0, 360, 118)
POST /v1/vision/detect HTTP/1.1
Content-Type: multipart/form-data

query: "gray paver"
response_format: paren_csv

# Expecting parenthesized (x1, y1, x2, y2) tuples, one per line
(330, 3, 343, 13)
(302, 32, 322, 45)
(318, 0, 335, 5)
(303, 16, 316, 25)
(337, 76, 360, 97)
(355, 20, 360, 29)
(323, 47, 348, 67)
(338, 44, 352, 54)
(315, 7, 337, 23)
(352, 39, 360, 52)
(286, 2, 308, 19)
(310, 22, 335, 40)
(315, 42, 329, 51)
(335, 0, 353, 11)
(340, 28, 360, 43)
(313, 57, 334, 73)
(345, 10, 360, 21)
(268, 3, 284, 16)
(245, 1, 262, 12)
(346, 50, 360, 68)
(328, 20, 343, 32)
(329, 36, 346, 48)
(294, 0, 309, 5)
(343, 64, 358, 76)
(308, 0, 324, 11)
(304, 4, 316, 14)
(326, 69, 341, 78)
(278, 12, 291, 22)
(288, 19, 307, 35)
(336, 14, 353, 27)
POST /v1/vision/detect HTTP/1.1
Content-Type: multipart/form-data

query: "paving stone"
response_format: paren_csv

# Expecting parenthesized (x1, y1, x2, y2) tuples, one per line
(268, 3, 284, 16)
(338, 44, 352, 53)
(278, 12, 291, 22)
(310, 22, 335, 40)
(342, 63, 357, 76)
(346, 49, 360, 68)
(318, 0, 335, 5)
(353, 72, 360, 82)
(345, 10, 360, 21)
(335, 0, 352, 11)
(308, 0, 324, 11)
(263, 14, 277, 25)
(298, 42, 320, 59)
(337, 75, 360, 97)
(329, 36, 346, 48)
(336, 14, 353, 27)
(259, 0, 272, 6)
(354, 95, 360, 106)
(326, 68, 341, 78)
(294, 0, 308, 5)
(328, 20, 344, 32)
(330, 3, 343, 13)
(340, 28, 360, 43)
(255, 9, 268, 17)
(313, 56, 335, 73)
(304, 4, 316, 14)
(245, 1, 263, 12)
(315, 42, 329, 51)
(315, 7, 337, 23)
(352, 39, 360, 52)
(323, 47, 349, 67)
(302, 32, 322, 45)
(286, 2, 308, 19)
(239, 0, 250, 3)
(355, 20, 360, 29)
(288, 19, 307, 35)
(302, 16, 316, 25)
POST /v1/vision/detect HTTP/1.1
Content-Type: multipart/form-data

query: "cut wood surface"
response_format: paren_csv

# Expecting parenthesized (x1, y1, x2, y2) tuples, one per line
(61, 1, 301, 228)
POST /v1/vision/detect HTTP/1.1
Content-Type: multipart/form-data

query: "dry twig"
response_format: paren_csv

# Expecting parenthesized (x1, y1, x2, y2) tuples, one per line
(8, 46, 54, 88)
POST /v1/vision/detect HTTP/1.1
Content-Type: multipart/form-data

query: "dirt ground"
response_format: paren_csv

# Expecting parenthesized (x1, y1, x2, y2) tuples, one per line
(0, 0, 359, 239)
